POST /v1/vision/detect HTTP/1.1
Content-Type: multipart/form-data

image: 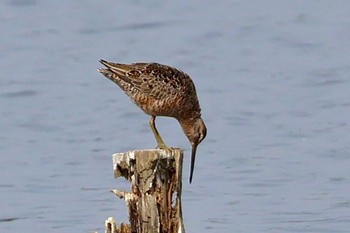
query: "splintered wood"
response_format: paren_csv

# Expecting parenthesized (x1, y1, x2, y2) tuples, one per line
(106, 149, 185, 233)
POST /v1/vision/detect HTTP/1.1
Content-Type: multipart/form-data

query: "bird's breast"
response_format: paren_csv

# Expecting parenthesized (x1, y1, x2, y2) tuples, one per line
(131, 93, 198, 119)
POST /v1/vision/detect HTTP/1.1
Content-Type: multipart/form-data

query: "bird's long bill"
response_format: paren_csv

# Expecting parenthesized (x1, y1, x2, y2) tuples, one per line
(189, 144, 197, 183)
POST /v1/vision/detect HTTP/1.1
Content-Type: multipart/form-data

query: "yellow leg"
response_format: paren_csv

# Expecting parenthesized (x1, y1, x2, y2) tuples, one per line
(149, 116, 169, 149)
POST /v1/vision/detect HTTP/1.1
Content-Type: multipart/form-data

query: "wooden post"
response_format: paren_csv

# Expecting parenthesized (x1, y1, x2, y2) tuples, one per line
(105, 148, 185, 233)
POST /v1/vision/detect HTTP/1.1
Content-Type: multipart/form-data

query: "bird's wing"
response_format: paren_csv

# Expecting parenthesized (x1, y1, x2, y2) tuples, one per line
(99, 60, 196, 100)
(137, 63, 196, 100)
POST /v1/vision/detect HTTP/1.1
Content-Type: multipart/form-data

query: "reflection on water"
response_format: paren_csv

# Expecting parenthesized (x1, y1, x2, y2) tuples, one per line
(1, 1, 350, 232)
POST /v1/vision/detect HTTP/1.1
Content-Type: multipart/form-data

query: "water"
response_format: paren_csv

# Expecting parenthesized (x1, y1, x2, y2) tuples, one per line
(1, 1, 350, 232)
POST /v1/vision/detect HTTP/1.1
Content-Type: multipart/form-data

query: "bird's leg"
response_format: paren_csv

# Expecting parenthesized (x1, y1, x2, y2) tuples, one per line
(149, 116, 169, 149)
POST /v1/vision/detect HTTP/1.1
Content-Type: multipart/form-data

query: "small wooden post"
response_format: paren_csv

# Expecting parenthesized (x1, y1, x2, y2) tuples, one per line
(105, 148, 185, 233)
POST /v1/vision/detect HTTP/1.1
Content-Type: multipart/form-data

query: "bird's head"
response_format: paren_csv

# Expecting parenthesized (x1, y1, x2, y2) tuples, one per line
(187, 117, 207, 148)
(180, 117, 207, 183)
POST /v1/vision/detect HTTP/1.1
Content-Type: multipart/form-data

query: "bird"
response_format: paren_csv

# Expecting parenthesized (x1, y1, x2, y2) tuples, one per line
(98, 59, 206, 183)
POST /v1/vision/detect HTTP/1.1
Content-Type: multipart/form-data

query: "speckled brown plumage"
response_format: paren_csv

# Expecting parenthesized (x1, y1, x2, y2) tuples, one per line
(98, 59, 207, 183)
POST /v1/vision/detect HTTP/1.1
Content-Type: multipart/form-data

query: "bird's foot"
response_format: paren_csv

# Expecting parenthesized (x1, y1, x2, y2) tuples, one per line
(155, 143, 174, 154)
(156, 141, 169, 149)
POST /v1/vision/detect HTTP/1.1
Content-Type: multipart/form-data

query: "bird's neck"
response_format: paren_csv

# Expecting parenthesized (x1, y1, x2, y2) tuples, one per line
(178, 117, 198, 140)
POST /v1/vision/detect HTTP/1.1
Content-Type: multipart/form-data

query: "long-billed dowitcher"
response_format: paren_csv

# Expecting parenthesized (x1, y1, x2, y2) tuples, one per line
(98, 59, 206, 183)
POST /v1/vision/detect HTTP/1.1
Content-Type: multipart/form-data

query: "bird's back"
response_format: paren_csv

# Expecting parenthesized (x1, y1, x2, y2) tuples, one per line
(98, 60, 201, 119)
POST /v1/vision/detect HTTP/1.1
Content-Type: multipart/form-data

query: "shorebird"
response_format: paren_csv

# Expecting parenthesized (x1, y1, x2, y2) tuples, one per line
(98, 59, 206, 183)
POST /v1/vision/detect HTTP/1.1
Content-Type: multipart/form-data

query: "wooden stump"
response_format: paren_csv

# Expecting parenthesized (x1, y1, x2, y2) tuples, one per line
(106, 148, 185, 233)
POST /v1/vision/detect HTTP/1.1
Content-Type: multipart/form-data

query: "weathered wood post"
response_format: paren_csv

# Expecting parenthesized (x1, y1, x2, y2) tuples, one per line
(104, 148, 185, 233)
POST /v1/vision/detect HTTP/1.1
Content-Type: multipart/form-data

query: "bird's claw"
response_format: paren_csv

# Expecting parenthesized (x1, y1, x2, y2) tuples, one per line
(155, 144, 173, 154)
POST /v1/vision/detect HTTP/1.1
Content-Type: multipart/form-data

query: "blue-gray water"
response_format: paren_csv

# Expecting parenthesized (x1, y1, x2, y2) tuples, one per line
(1, 1, 350, 232)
